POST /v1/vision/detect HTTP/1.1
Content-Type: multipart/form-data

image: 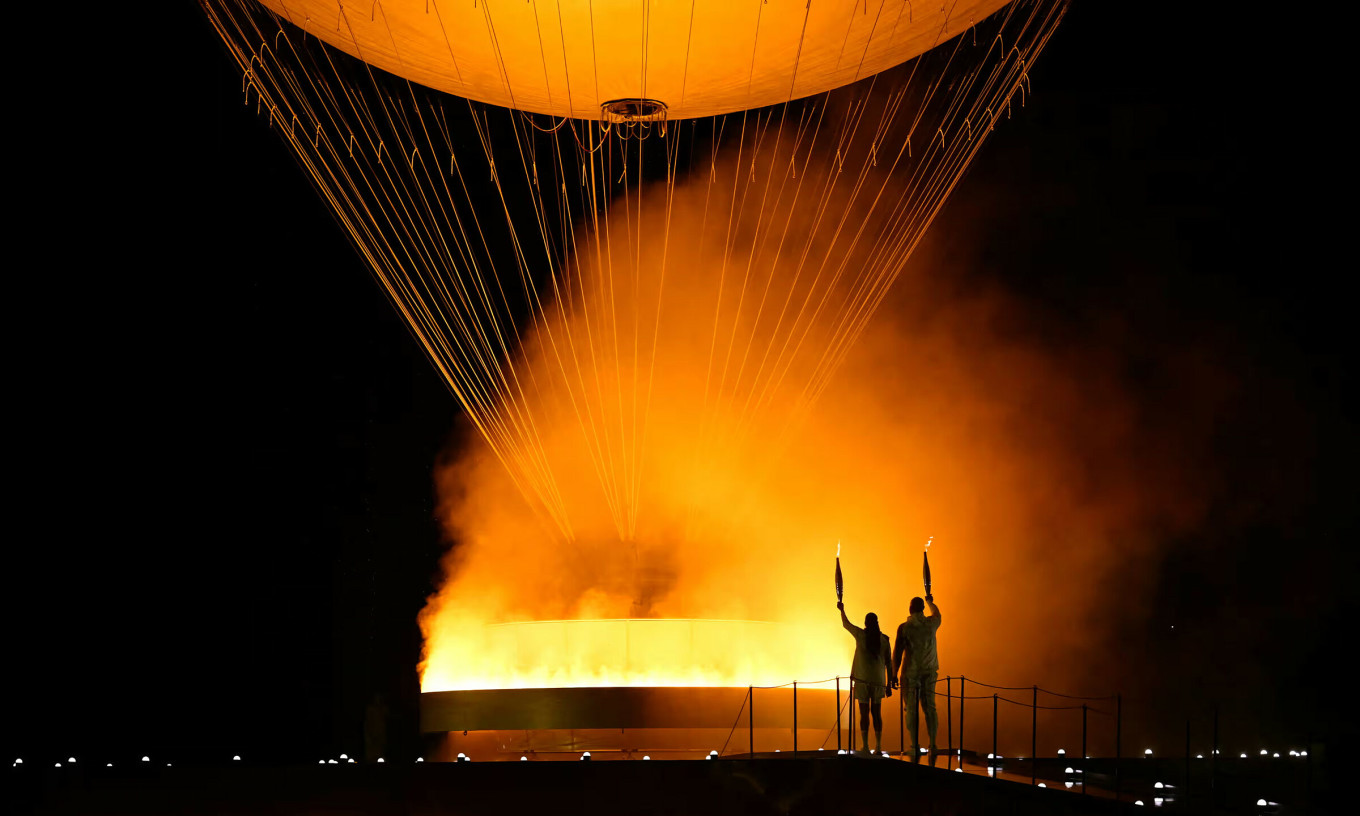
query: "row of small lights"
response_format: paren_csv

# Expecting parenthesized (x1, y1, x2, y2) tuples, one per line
(14, 750, 1295, 806)
(14, 746, 1309, 768)
(11, 754, 415, 769)
(1142, 747, 1307, 759)
(13, 755, 240, 769)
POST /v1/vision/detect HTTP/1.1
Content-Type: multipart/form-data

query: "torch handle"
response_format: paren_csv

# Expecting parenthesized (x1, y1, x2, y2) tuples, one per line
(923, 551, 932, 597)
(835, 557, 844, 603)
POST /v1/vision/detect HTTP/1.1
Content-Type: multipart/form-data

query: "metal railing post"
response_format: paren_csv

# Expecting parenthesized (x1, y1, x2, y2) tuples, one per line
(1115, 693, 1122, 801)
(1081, 704, 1087, 795)
(1031, 685, 1038, 786)
(946, 676, 953, 770)
(899, 677, 906, 756)
(826, 674, 837, 750)
(848, 678, 855, 753)
(992, 693, 998, 772)
(959, 676, 966, 767)
(913, 678, 921, 757)
(792, 682, 798, 756)
(749, 685, 754, 758)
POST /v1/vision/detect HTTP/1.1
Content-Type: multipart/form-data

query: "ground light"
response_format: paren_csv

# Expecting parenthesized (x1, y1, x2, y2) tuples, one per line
(643, 756, 650, 760)
(142, 756, 149, 762)
(1145, 749, 1153, 757)
(232, 755, 240, 761)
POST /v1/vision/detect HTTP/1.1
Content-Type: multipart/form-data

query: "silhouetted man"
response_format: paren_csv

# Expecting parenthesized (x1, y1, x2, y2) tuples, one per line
(893, 594, 941, 763)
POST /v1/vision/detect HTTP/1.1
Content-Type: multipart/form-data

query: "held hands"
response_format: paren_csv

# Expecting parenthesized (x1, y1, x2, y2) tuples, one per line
(925, 594, 934, 603)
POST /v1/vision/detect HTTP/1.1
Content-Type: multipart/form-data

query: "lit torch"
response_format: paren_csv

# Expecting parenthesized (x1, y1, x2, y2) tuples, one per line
(835, 541, 844, 604)
(923, 536, 933, 598)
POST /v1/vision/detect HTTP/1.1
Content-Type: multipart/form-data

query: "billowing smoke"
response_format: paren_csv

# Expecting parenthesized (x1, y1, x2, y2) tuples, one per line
(418, 123, 1216, 753)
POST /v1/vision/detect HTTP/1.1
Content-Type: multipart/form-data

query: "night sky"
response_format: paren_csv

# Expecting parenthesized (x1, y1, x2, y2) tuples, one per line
(6, 2, 1353, 767)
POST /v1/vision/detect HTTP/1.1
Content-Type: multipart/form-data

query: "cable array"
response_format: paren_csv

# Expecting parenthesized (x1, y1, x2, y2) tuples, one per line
(203, 0, 1068, 544)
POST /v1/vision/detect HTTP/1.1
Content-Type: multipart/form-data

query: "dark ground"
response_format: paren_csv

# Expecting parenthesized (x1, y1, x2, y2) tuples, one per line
(13, 753, 1318, 816)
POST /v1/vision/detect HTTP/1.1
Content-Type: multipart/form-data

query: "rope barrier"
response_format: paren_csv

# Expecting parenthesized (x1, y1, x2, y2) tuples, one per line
(937, 675, 1115, 701)
(744, 675, 1117, 706)
(960, 679, 1035, 692)
(717, 688, 749, 758)
(1037, 688, 1118, 701)
(819, 692, 854, 750)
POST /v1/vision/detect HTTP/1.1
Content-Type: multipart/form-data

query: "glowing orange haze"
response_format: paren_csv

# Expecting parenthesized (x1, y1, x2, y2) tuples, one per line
(418, 137, 1204, 694)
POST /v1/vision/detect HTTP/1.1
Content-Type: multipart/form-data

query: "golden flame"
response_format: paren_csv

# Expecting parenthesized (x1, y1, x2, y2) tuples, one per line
(421, 619, 842, 691)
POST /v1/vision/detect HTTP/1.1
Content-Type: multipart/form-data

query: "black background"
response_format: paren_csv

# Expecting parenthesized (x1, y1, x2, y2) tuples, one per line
(5, 1, 1352, 766)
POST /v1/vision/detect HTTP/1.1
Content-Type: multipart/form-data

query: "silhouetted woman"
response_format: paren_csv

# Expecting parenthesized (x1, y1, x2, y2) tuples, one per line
(838, 601, 892, 754)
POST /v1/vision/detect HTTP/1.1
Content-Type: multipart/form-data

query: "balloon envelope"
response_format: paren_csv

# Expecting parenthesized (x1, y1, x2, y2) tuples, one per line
(256, 0, 1010, 119)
